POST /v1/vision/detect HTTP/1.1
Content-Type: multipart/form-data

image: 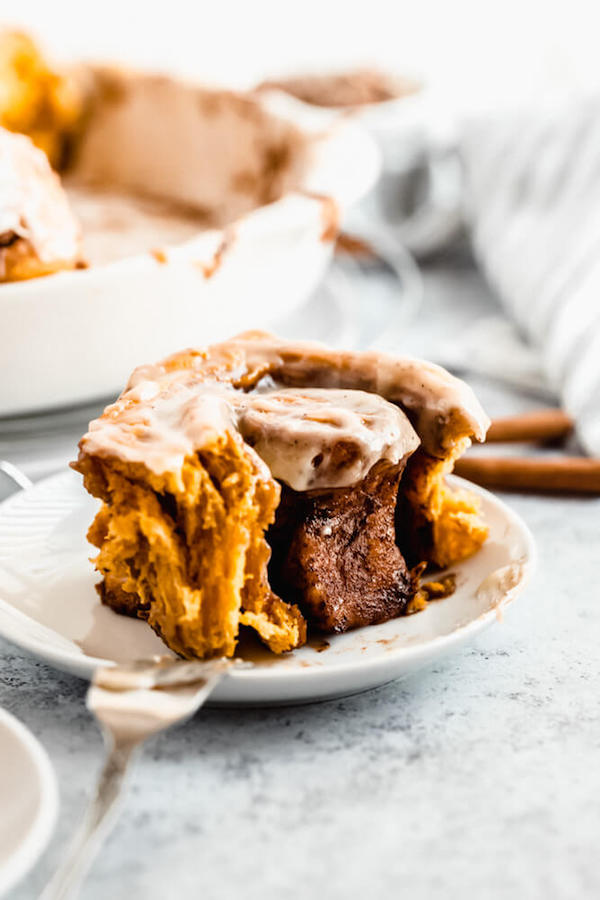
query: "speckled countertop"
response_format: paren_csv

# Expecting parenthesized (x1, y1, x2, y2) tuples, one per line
(2, 256, 599, 900)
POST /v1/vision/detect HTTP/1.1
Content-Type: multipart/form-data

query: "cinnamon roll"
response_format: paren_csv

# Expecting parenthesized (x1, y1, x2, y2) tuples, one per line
(73, 332, 490, 658)
(0, 126, 80, 281)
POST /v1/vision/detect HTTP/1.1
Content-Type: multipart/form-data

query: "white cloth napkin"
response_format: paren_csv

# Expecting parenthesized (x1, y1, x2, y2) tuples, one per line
(459, 99, 600, 455)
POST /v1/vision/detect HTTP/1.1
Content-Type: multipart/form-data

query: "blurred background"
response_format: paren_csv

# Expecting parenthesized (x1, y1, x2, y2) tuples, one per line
(8, 0, 600, 103)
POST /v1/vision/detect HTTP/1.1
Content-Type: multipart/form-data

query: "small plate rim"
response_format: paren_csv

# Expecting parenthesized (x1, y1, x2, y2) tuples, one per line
(0, 707, 58, 897)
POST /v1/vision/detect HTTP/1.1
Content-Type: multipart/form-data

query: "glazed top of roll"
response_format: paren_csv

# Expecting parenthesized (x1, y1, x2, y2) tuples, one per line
(126, 332, 490, 454)
(0, 125, 80, 273)
(79, 331, 490, 490)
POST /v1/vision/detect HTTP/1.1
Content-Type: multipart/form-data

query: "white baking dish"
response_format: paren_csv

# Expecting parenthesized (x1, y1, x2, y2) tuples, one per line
(0, 74, 379, 417)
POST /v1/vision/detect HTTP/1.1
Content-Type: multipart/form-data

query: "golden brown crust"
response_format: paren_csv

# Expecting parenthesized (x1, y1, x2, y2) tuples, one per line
(74, 424, 305, 658)
(397, 445, 488, 569)
(0, 231, 76, 281)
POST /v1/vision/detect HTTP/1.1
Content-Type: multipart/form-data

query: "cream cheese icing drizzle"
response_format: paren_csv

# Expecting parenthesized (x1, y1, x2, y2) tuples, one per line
(126, 331, 490, 459)
(0, 126, 80, 266)
(83, 382, 236, 477)
(234, 388, 419, 491)
(81, 381, 419, 491)
(80, 332, 489, 491)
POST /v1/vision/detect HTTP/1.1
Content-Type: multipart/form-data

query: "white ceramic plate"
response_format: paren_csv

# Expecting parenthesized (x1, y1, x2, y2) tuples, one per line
(0, 708, 58, 897)
(0, 471, 535, 705)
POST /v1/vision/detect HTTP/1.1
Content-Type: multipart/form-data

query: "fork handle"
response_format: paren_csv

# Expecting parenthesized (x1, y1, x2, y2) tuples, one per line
(40, 738, 140, 900)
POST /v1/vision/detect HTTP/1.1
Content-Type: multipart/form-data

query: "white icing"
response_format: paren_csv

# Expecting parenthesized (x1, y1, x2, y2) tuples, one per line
(0, 127, 80, 265)
(80, 333, 490, 490)
(126, 332, 491, 458)
(84, 384, 235, 477)
(82, 382, 419, 491)
(234, 388, 419, 490)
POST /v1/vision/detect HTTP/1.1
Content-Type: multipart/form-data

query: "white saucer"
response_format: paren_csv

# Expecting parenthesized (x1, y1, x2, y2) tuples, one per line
(0, 708, 58, 897)
(0, 471, 535, 705)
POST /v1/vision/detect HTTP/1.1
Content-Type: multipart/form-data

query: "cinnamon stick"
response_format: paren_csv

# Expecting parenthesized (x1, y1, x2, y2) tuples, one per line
(486, 409, 573, 444)
(454, 456, 600, 494)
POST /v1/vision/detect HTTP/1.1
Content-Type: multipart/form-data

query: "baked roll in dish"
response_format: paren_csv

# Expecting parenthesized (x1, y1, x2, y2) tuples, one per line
(0, 126, 80, 281)
(73, 332, 490, 658)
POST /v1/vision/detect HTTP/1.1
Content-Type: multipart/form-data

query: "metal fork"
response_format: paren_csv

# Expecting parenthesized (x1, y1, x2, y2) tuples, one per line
(40, 656, 236, 900)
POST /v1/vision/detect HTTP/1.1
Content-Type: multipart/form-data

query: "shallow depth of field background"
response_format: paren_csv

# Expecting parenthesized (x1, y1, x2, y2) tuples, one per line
(7, 0, 600, 109)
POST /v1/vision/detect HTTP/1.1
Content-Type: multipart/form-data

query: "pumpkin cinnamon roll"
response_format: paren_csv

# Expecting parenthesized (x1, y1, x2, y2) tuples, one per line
(0, 126, 80, 281)
(73, 332, 490, 658)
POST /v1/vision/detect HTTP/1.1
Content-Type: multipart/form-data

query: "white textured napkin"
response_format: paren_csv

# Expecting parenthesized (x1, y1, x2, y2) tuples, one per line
(459, 99, 600, 455)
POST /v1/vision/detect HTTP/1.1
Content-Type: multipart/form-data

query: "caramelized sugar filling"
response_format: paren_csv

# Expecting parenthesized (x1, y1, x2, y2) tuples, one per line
(267, 460, 417, 634)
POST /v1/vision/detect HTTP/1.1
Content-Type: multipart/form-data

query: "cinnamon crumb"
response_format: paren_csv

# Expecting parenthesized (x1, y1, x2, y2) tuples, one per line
(421, 573, 457, 601)
(301, 192, 340, 242)
(199, 232, 233, 278)
(406, 592, 428, 615)
(336, 233, 376, 259)
(320, 196, 339, 242)
(151, 248, 168, 264)
(406, 567, 456, 614)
